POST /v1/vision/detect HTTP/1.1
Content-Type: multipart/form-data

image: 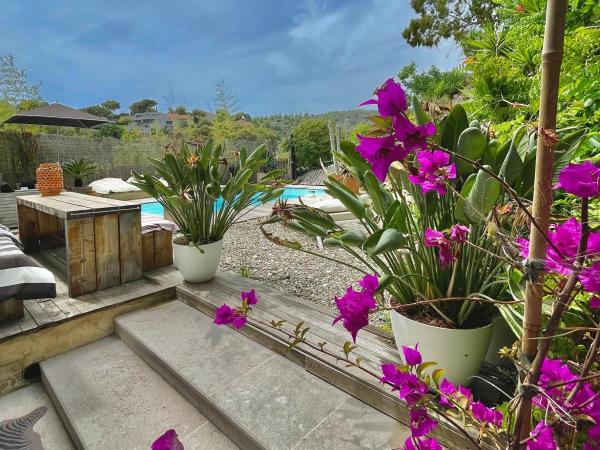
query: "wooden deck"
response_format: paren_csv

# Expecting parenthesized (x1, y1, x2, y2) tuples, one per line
(0, 256, 182, 341)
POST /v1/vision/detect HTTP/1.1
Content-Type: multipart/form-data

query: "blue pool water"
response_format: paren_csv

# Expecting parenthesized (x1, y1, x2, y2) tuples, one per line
(141, 186, 326, 217)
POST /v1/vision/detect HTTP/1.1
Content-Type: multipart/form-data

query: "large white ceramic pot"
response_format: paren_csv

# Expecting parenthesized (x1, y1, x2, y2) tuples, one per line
(484, 316, 517, 366)
(173, 239, 223, 283)
(391, 310, 494, 386)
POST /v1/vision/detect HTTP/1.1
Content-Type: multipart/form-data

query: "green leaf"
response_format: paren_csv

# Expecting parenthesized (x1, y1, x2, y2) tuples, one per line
(432, 368, 445, 386)
(498, 126, 526, 187)
(343, 341, 357, 357)
(464, 166, 502, 223)
(292, 209, 336, 230)
(363, 170, 391, 216)
(508, 267, 525, 303)
(454, 173, 476, 224)
(324, 177, 365, 219)
(324, 229, 366, 247)
(416, 361, 437, 377)
(491, 139, 511, 174)
(455, 127, 487, 176)
(411, 95, 430, 125)
(383, 200, 409, 232)
(440, 104, 469, 152)
(363, 228, 405, 256)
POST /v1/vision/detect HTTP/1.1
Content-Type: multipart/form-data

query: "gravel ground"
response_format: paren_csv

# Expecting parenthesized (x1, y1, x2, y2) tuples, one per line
(221, 219, 390, 327)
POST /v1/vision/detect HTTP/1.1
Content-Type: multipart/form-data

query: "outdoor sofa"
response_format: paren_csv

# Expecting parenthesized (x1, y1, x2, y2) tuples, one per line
(0, 225, 56, 321)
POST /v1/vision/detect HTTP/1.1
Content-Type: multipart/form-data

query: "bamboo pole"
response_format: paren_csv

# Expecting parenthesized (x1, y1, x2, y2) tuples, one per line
(514, 0, 568, 445)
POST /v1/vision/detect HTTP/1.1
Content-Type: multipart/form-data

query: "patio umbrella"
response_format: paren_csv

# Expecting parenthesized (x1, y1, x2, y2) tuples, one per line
(1, 102, 111, 162)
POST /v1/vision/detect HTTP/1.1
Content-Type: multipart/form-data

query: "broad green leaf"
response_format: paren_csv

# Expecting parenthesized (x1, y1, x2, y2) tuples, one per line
(363, 170, 391, 216)
(411, 95, 430, 125)
(325, 229, 366, 247)
(293, 209, 336, 230)
(499, 126, 526, 187)
(454, 173, 477, 224)
(482, 139, 499, 167)
(455, 127, 487, 176)
(324, 177, 366, 219)
(363, 228, 405, 256)
(440, 104, 469, 152)
(384, 200, 409, 232)
(491, 139, 511, 173)
(465, 167, 502, 223)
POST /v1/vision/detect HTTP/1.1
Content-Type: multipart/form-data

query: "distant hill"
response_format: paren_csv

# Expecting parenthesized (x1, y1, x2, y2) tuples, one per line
(253, 109, 373, 140)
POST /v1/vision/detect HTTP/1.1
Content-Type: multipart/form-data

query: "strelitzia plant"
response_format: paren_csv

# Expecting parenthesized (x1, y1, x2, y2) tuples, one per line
(132, 140, 283, 246)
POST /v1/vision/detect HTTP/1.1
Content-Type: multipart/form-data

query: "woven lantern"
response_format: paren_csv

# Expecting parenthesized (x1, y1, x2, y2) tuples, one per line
(36, 163, 63, 196)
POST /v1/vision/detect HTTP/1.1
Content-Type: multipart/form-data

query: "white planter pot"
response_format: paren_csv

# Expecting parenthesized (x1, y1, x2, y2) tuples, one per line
(173, 240, 223, 283)
(484, 316, 517, 366)
(391, 310, 494, 386)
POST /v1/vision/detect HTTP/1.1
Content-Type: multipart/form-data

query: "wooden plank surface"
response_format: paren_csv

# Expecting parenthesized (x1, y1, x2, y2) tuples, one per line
(94, 214, 121, 290)
(61, 191, 139, 207)
(16, 193, 140, 219)
(66, 217, 97, 297)
(16, 204, 40, 251)
(153, 230, 173, 268)
(119, 210, 142, 283)
(16, 195, 81, 219)
(141, 233, 155, 271)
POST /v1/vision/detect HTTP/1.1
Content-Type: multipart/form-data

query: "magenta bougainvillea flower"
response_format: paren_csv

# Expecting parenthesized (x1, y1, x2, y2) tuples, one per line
(356, 134, 411, 181)
(214, 304, 247, 329)
(470, 401, 503, 428)
(533, 356, 600, 446)
(438, 378, 473, 409)
(590, 296, 600, 309)
(152, 429, 184, 450)
(424, 224, 469, 266)
(409, 150, 457, 195)
(402, 344, 422, 366)
(409, 407, 438, 437)
(359, 78, 407, 117)
(449, 224, 469, 244)
(358, 273, 379, 294)
(380, 364, 428, 406)
(403, 437, 443, 450)
(241, 289, 258, 305)
(526, 422, 556, 450)
(214, 304, 236, 325)
(557, 161, 600, 198)
(394, 114, 436, 152)
(517, 218, 600, 295)
(580, 261, 600, 294)
(214, 290, 261, 330)
(333, 284, 376, 342)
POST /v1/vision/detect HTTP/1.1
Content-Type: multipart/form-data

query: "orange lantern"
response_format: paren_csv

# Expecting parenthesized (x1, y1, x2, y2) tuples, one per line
(36, 163, 63, 196)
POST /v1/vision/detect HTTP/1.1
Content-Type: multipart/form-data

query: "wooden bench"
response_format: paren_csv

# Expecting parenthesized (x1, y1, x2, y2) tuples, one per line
(141, 230, 173, 271)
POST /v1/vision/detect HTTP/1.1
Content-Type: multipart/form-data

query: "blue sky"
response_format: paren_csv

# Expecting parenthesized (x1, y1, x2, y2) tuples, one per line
(0, 1, 462, 115)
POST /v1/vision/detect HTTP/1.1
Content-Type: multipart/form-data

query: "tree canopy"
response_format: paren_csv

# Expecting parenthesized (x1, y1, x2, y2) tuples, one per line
(0, 54, 42, 106)
(286, 118, 331, 170)
(129, 98, 158, 114)
(402, 0, 497, 47)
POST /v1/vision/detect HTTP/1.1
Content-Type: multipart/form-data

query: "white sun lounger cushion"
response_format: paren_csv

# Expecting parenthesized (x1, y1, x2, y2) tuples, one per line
(89, 178, 141, 195)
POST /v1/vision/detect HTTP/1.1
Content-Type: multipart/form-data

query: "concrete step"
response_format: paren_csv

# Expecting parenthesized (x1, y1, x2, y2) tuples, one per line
(0, 382, 75, 450)
(40, 336, 238, 450)
(115, 300, 408, 450)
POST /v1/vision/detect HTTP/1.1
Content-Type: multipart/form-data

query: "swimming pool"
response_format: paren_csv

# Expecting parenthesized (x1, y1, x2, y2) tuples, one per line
(141, 186, 327, 217)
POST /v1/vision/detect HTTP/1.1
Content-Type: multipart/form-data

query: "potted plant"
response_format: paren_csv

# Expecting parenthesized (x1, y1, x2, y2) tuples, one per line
(62, 158, 97, 189)
(132, 141, 283, 283)
(261, 79, 577, 384)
